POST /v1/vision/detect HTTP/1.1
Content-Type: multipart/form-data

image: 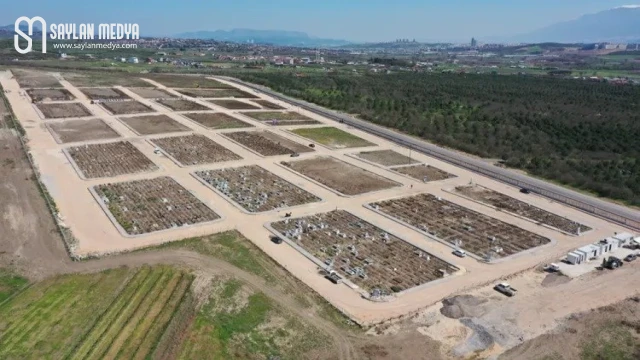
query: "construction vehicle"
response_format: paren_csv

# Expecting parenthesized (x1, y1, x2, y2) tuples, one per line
(494, 282, 517, 297)
(603, 256, 624, 269)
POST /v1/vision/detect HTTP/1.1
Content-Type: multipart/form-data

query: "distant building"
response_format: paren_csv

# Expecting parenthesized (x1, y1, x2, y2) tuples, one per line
(128, 57, 139, 64)
(471, 37, 478, 47)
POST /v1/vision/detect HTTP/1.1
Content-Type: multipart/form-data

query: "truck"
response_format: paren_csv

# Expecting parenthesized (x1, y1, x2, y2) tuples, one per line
(494, 282, 517, 297)
(604, 256, 624, 269)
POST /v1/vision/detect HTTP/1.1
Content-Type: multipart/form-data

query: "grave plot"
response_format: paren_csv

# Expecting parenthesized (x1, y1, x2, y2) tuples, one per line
(66, 141, 158, 179)
(392, 164, 456, 182)
(370, 193, 551, 260)
(251, 99, 286, 110)
(47, 118, 120, 143)
(13, 69, 62, 88)
(243, 111, 321, 126)
(26, 88, 74, 102)
(454, 185, 592, 235)
(100, 101, 155, 115)
(354, 150, 419, 167)
(208, 99, 261, 110)
(223, 131, 313, 156)
(146, 75, 231, 89)
(120, 114, 190, 135)
(37, 103, 92, 119)
(182, 112, 253, 129)
(194, 165, 321, 213)
(155, 99, 210, 111)
(271, 210, 458, 294)
(94, 176, 220, 235)
(291, 127, 375, 149)
(175, 88, 258, 98)
(281, 157, 400, 196)
(79, 88, 131, 100)
(150, 134, 241, 166)
(128, 87, 176, 99)
(62, 72, 152, 87)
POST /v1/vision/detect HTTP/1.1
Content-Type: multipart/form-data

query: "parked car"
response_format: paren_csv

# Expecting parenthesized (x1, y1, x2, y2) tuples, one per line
(270, 236, 283, 244)
(520, 188, 531, 194)
(494, 283, 517, 297)
(290, 153, 300, 157)
(624, 254, 637, 262)
(452, 249, 466, 258)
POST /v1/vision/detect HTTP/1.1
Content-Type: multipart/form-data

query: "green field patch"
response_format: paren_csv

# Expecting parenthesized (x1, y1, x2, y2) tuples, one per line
(0, 269, 28, 304)
(291, 126, 375, 149)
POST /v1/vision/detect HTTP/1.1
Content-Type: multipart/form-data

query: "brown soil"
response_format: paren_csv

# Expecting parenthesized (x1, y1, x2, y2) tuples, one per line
(94, 176, 220, 235)
(355, 150, 419, 167)
(282, 156, 400, 196)
(208, 99, 261, 110)
(145, 75, 231, 89)
(175, 88, 258, 98)
(120, 114, 190, 135)
(128, 88, 176, 99)
(67, 141, 158, 179)
(392, 164, 456, 182)
(26, 89, 74, 102)
(540, 273, 571, 288)
(455, 185, 591, 235)
(47, 118, 121, 143)
(62, 72, 153, 87)
(182, 112, 253, 129)
(156, 99, 210, 111)
(37, 102, 92, 119)
(252, 99, 286, 110)
(12, 69, 62, 88)
(101, 101, 155, 115)
(150, 134, 241, 166)
(500, 297, 640, 360)
(195, 165, 321, 213)
(440, 295, 488, 319)
(223, 130, 313, 156)
(79, 88, 131, 100)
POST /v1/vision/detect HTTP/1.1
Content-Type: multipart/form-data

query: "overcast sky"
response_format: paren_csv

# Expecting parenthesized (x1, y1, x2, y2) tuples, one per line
(1, 0, 633, 42)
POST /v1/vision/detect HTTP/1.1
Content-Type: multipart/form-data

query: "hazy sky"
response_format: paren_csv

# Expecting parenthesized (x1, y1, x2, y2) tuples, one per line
(1, 0, 634, 42)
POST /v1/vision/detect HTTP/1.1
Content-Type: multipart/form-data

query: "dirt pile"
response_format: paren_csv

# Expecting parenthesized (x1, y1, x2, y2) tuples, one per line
(440, 295, 487, 319)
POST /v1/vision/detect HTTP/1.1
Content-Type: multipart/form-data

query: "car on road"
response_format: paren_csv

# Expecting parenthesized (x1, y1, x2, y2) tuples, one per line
(520, 188, 531, 194)
(290, 153, 300, 157)
(270, 236, 283, 244)
(452, 249, 466, 258)
(624, 254, 637, 262)
(494, 282, 517, 297)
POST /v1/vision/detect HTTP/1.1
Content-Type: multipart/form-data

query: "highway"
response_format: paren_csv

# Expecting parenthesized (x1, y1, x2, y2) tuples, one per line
(218, 76, 640, 231)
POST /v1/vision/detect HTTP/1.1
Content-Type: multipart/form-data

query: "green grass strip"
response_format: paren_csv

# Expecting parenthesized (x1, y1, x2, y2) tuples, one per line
(68, 267, 153, 360)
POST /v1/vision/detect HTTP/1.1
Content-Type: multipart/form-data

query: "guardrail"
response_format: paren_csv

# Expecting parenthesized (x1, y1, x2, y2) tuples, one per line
(221, 77, 640, 231)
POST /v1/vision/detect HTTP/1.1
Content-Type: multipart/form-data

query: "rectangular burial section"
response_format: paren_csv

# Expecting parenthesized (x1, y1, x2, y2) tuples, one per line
(271, 210, 459, 294)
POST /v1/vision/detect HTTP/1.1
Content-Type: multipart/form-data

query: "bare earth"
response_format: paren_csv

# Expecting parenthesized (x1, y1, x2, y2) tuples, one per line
(37, 102, 92, 119)
(120, 114, 190, 135)
(355, 149, 419, 167)
(182, 112, 253, 129)
(128, 87, 176, 99)
(282, 156, 401, 196)
(47, 118, 121, 143)
(101, 101, 155, 115)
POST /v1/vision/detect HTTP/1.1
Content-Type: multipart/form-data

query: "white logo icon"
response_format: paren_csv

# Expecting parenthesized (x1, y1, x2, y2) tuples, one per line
(14, 16, 47, 54)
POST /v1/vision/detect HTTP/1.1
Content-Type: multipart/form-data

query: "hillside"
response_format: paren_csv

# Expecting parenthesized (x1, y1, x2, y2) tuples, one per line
(514, 6, 640, 43)
(174, 28, 350, 47)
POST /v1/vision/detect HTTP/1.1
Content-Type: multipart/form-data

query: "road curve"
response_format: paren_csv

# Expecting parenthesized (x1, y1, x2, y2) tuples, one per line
(218, 76, 640, 231)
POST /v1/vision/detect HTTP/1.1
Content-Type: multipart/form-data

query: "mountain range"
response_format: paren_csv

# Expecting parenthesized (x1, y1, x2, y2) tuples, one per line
(509, 6, 640, 43)
(174, 28, 350, 47)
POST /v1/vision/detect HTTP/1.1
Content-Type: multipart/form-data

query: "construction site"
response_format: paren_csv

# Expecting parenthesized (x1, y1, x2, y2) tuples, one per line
(2, 69, 638, 351)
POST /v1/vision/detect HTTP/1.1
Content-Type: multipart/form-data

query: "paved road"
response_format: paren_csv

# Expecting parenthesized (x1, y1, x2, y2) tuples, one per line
(219, 76, 640, 231)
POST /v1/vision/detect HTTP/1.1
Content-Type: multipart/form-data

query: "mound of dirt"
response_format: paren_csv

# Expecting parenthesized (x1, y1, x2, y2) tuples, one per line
(541, 273, 571, 288)
(440, 295, 488, 319)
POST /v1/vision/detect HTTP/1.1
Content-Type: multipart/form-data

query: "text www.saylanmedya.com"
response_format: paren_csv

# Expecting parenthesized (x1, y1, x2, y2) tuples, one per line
(51, 42, 138, 50)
